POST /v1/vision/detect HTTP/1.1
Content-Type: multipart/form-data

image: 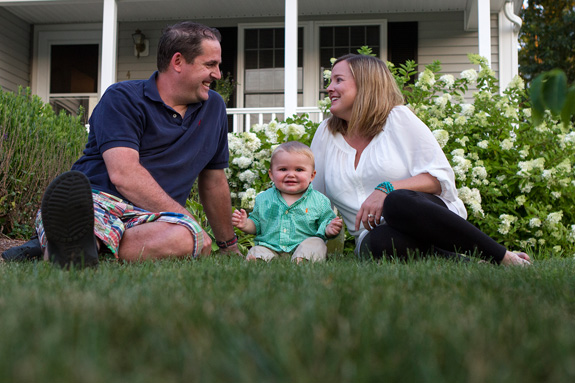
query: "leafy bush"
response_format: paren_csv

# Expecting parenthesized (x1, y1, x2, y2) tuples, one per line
(226, 54, 575, 257)
(0, 87, 87, 238)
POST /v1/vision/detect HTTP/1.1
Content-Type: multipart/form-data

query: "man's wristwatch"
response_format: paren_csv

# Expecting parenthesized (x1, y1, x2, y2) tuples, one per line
(216, 235, 238, 249)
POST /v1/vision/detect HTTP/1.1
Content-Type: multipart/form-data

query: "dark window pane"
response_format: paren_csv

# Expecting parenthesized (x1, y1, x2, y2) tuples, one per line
(275, 49, 285, 68)
(245, 51, 258, 69)
(366, 26, 380, 46)
(320, 27, 333, 46)
(297, 48, 303, 67)
(320, 48, 333, 68)
(274, 28, 285, 48)
(259, 49, 274, 68)
(350, 26, 365, 46)
(334, 27, 349, 47)
(50, 44, 98, 93)
(260, 30, 273, 48)
(245, 29, 258, 49)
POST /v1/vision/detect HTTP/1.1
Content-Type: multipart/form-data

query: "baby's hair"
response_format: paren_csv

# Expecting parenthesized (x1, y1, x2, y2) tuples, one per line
(270, 141, 315, 168)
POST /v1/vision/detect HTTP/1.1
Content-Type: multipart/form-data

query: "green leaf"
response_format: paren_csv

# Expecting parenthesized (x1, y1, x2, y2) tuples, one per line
(561, 86, 575, 127)
(530, 73, 546, 125)
(541, 69, 567, 116)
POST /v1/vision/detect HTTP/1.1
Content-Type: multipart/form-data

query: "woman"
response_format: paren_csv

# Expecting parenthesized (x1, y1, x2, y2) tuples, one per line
(310, 54, 530, 266)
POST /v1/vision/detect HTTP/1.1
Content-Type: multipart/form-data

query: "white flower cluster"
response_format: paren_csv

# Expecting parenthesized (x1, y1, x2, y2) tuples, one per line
(439, 74, 455, 88)
(432, 129, 449, 148)
(498, 214, 518, 235)
(416, 69, 436, 90)
(451, 149, 472, 180)
(238, 188, 257, 209)
(471, 166, 488, 186)
(458, 186, 484, 217)
(460, 69, 478, 84)
(507, 75, 525, 91)
(517, 157, 545, 177)
(434, 93, 452, 108)
(545, 211, 563, 228)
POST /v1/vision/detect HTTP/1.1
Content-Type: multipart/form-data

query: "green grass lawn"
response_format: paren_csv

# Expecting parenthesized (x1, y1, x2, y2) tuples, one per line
(1, 256, 574, 383)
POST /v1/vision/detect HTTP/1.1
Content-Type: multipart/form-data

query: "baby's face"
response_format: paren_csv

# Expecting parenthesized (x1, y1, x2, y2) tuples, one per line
(268, 152, 316, 196)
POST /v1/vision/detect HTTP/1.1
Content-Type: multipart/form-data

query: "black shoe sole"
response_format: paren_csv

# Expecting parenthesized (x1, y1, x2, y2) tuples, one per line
(41, 171, 99, 269)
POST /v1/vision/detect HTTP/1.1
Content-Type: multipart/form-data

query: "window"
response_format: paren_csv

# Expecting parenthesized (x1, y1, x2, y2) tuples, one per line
(48, 43, 99, 124)
(318, 24, 382, 95)
(243, 27, 303, 109)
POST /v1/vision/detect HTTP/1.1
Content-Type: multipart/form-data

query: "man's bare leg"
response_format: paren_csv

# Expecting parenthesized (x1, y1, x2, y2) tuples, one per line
(118, 222, 202, 262)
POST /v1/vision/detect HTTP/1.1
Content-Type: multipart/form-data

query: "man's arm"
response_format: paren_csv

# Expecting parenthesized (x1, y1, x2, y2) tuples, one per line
(102, 147, 212, 254)
(103, 147, 190, 215)
(198, 168, 241, 255)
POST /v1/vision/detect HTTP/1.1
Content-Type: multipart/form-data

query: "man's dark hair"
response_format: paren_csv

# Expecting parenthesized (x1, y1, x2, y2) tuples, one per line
(157, 21, 221, 72)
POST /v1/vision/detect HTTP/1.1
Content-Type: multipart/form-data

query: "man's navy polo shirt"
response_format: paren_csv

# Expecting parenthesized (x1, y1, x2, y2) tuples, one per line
(72, 72, 229, 206)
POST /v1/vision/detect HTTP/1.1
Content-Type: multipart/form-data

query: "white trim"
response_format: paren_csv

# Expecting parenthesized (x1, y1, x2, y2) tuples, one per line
(100, 0, 117, 95)
(32, 24, 102, 103)
(498, 6, 519, 91)
(477, 0, 491, 67)
(284, 0, 298, 118)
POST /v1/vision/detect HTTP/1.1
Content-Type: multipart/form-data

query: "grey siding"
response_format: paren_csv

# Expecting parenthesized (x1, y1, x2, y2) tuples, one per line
(418, 12, 499, 79)
(0, 7, 30, 92)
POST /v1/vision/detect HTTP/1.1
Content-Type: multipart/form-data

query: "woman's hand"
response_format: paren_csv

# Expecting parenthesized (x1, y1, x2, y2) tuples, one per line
(355, 189, 387, 231)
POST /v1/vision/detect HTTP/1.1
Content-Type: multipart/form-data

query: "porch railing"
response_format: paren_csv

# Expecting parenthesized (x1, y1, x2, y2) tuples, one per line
(226, 107, 325, 133)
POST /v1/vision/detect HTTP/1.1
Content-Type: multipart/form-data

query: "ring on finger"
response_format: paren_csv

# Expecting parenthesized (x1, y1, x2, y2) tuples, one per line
(368, 214, 374, 219)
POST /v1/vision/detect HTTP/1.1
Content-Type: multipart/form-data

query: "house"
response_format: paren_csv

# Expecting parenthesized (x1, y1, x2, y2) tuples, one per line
(0, 0, 523, 131)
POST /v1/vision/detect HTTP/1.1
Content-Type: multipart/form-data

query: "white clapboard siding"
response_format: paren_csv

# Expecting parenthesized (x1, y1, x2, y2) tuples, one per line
(115, 21, 167, 82)
(419, 13, 500, 86)
(0, 7, 31, 92)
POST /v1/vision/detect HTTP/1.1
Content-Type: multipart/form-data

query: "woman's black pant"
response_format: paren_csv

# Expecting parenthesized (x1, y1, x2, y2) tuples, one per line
(359, 189, 506, 263)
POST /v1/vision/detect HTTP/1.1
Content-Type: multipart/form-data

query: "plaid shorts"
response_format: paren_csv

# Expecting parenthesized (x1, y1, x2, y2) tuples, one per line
(35, 190, 204, 258)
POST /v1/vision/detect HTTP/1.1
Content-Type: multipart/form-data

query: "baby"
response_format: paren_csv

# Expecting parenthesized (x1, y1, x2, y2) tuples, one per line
(232, 141, 342, 262)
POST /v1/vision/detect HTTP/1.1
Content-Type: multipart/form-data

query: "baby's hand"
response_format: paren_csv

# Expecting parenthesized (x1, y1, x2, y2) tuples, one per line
(232, 209, 248, 230)
(325, 217, 343, 238)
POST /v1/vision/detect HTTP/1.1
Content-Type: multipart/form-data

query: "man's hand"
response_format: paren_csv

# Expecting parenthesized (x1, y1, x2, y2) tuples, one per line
(199, 230, 213, 256)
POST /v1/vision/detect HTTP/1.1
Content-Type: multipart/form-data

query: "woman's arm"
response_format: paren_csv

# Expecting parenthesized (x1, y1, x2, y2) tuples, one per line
(354, 173, 440, 231)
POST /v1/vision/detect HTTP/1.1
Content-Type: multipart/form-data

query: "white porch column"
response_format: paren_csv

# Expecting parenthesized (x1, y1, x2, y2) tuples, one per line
(284, 0, 298, 118)
(100, 0, 118, 97)
(498, 1, 522, 90)
(477, 0, 491, 68)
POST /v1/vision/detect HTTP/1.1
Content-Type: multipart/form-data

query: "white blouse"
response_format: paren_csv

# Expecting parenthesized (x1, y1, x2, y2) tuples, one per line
(311, 105, 467, 245)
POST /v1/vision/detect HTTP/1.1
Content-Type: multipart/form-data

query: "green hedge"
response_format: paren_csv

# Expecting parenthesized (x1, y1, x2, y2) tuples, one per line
(0, 87, 87, 238)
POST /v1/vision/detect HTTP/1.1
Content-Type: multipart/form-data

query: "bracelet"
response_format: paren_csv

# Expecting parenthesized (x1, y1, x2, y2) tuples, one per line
(216, 235, 238, 248)
(375, 181, 395, 194)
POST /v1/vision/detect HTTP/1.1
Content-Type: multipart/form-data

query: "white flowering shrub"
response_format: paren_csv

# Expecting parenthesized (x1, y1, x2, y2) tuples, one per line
(399, 54, 575, 257)
(222, 54, 575, 257)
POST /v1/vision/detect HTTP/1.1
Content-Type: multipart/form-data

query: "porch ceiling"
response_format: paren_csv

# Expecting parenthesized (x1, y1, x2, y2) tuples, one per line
(0, 0, 516, 24)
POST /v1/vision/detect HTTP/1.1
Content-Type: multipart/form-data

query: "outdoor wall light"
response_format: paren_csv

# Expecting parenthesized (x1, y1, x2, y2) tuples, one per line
(132, 29, 149, 58)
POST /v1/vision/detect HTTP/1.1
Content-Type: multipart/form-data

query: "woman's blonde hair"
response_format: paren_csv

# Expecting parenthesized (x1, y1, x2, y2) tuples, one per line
(327, 54, 404, 138)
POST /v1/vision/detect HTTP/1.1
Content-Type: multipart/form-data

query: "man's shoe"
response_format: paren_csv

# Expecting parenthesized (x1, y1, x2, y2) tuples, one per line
(1, 236, 43, 262)
(41, 170, 99, 269)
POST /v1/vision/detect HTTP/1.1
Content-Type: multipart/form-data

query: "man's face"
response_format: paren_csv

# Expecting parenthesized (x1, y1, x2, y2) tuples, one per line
(180, 39, 222, 103)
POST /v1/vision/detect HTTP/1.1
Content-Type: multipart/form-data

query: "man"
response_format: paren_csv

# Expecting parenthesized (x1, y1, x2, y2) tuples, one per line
(2, 21, 240, 267)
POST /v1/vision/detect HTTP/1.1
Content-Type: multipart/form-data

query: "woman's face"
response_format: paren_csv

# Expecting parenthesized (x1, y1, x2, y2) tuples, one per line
(327, 60, 358, 122)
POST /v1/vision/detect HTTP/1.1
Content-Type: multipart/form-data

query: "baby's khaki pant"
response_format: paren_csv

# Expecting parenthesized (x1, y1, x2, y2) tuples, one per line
(247, 237, 327, 262)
